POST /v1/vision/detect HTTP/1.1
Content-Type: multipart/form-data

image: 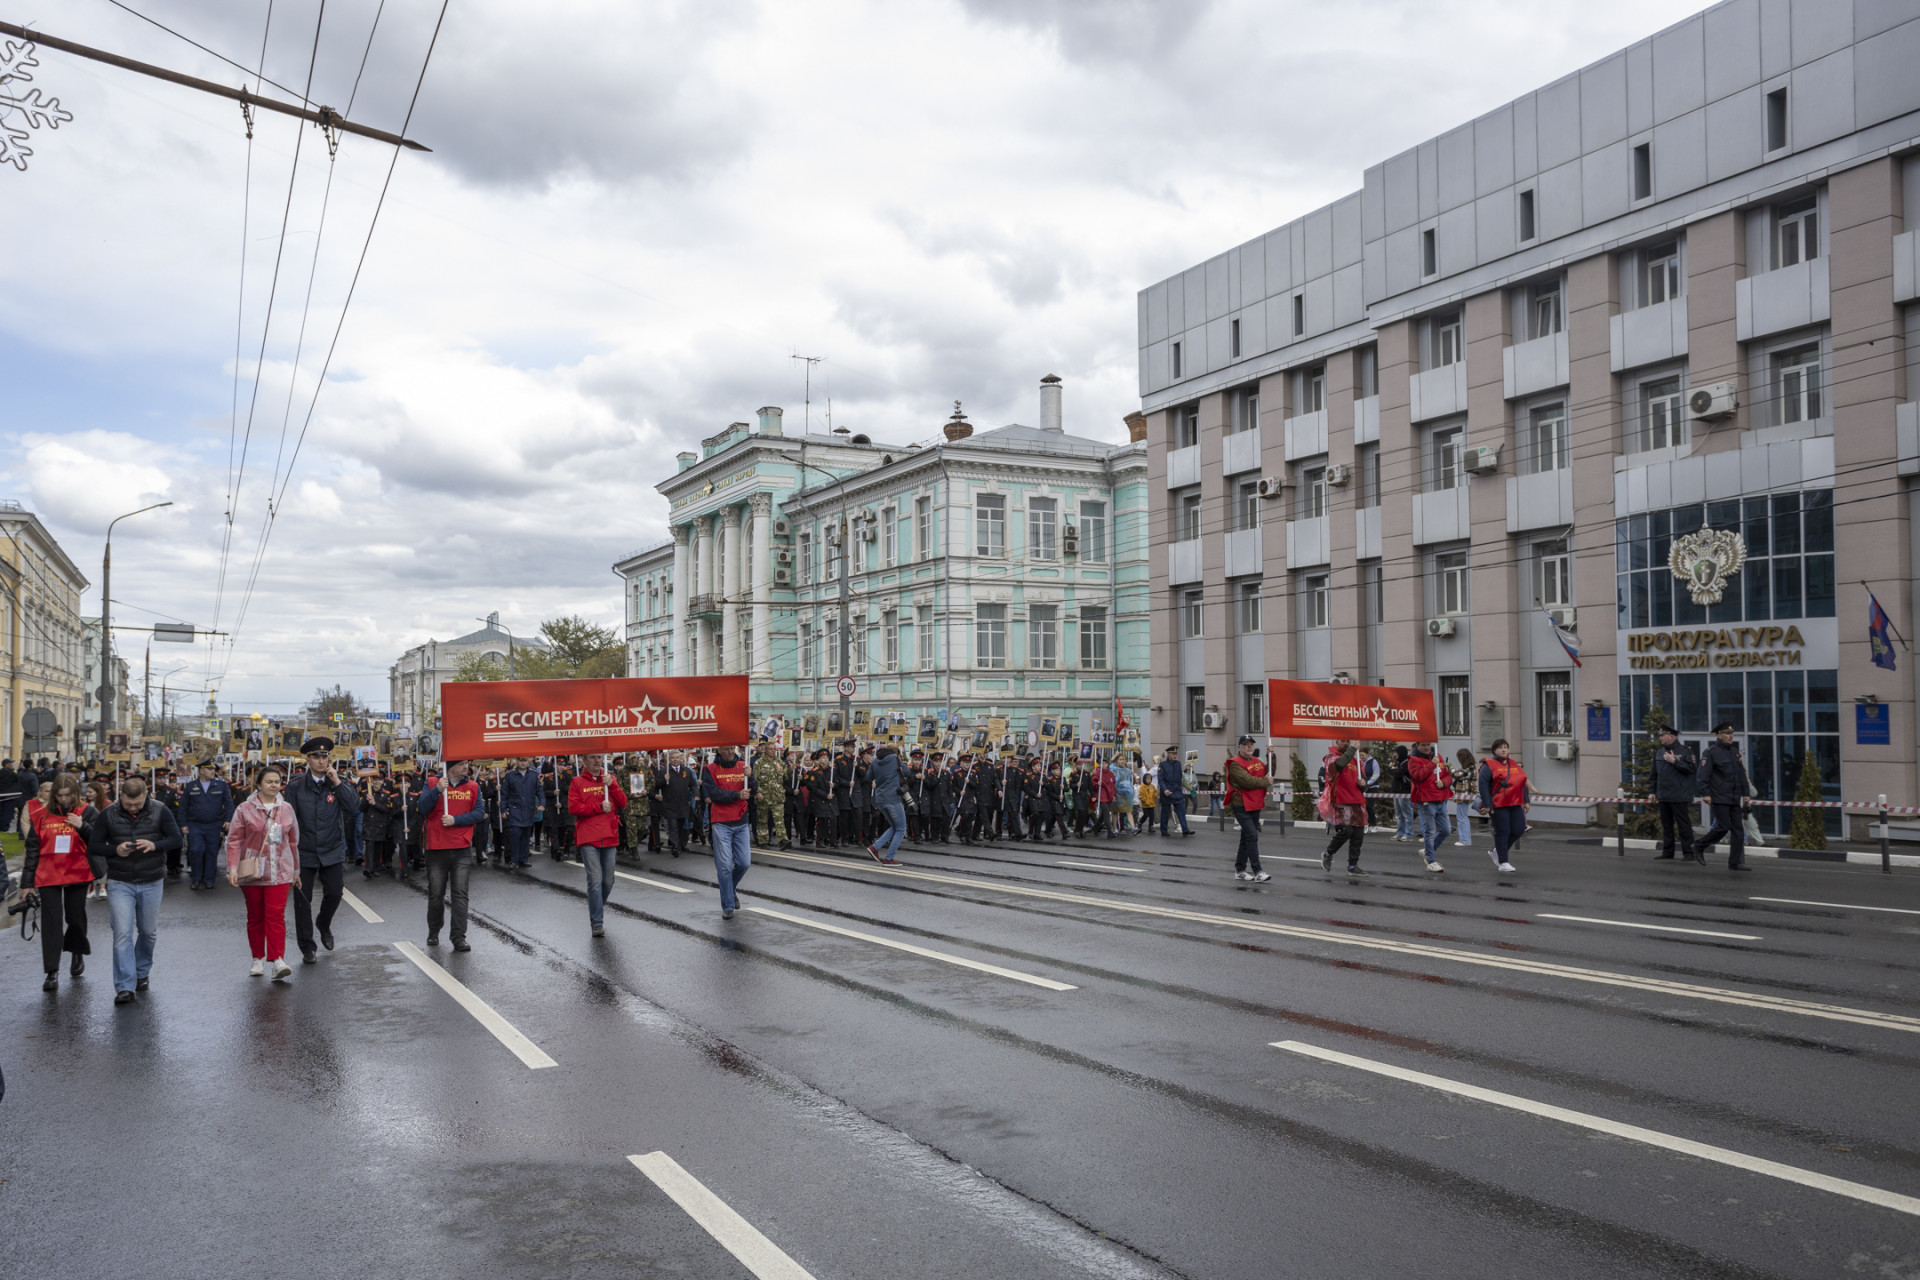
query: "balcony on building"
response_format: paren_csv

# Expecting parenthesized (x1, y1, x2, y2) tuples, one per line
(1409, 363, 1467, 422)
(1354, 506, 1381, 559)
(1410, 486, 1470, 545)
(1283, 409, 1327, 462)
(1506, 468, 1576, 533)
(1285, 516, 1329, 568)
(686, 593, 725, 618)
(1166, 443, 1201, 489)
(1610, 297, 1688, 371)
(1352, 395, 1379, 445)
(1900, 401, 1920, 477)
(1168, 538, 1202, 585)
(1222, 427, 1262, 476)
(1736, 257, 1831, 342)
(1502, 331, 1570, 399)
(1225, 528, 1262, 577)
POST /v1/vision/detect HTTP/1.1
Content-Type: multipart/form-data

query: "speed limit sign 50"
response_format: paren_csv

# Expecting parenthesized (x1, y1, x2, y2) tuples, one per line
(836, 676, 857, 698)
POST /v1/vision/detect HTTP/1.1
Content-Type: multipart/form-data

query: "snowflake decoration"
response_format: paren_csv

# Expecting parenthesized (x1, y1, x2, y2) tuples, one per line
(0, 39, 73, 172)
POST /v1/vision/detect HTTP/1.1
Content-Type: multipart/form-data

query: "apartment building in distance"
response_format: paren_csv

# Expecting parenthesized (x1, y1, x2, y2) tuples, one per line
(1141, 1, 1920, 834)
(0, 502, 88, 761)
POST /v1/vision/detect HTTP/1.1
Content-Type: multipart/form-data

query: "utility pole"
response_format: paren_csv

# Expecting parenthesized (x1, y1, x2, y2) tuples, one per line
(791, 354, 823, 435)
(99, 501, 172, 754)
(142, 639, 151, 738)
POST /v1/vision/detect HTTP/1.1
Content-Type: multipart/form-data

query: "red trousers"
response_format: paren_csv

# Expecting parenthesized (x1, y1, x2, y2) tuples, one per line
(243, 884, 290, 961)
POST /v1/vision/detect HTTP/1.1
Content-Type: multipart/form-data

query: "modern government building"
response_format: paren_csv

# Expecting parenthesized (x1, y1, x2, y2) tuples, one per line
(614, 383, 1152, 749)
(1139, 0, 1920, 834)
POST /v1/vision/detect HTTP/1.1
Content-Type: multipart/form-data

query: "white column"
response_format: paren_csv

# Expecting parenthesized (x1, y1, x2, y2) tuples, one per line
(749, 492, 773, 675)
(670, 525, 690, 675)
(721, 505, 743, 674)
(696, 515, 715, 600)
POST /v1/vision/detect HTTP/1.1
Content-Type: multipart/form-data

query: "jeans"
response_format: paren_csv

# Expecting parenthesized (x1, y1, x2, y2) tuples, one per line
(711, 820, 751, 911)
(1393, 796, 1418, 839)
(581, 844, 617, 926)
(1233, 808, 1263, 872)
(1491, 807, 1526, 864)
(507, 824, 532, 866)
(1159, 797, 1191, 835)
(186, 823, 224, 885)
(425, 852, 471, 943)
(1451, 800, 1474, 846)
(876, 802, 907, 860)
(107, 879, 163, 992)
(1417, 801, 1453, 862)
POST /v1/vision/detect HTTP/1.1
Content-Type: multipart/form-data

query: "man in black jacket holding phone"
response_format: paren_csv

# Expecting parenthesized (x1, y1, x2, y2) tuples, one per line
(91, 777, 182, 1005)
(287, 738, 362, 962)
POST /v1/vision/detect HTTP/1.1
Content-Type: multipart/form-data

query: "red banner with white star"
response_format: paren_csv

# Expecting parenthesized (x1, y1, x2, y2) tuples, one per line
(1267, 679, 1438, 742)
(441, 675, 751, 758)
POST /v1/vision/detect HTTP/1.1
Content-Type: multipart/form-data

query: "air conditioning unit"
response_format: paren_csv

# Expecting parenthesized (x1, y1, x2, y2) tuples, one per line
(1462, 444, 1501, 474)
(1324, 463, 1351, 486)
(773, 567, 793, 586)
(1426, 617, 1457, 638)
(1547, 606, 1575, 630)
(771, 518, 791, 537)
(1687, 382, 1737, 422)
(1201, 710, 1229, 730)
(1255, 477, 1284, 499)
(857, 524, 877, 543)
(860, 507, 878, 524)
(773, 547, 792, 566)
(1544, 739, 1577, 762)
(647, 584, 659, 597)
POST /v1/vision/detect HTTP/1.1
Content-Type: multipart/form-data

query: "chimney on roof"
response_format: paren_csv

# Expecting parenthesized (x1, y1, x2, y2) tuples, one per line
(943, 401, 973, 442)
(1039, 374, 1063, 433)
(1124, 411, 1148, 443)
(486, 611, 500, 629)
(756, 406, 784, 436)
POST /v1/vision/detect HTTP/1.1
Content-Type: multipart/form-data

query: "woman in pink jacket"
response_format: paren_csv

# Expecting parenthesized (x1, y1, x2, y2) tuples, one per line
(224, 765, 301, 981)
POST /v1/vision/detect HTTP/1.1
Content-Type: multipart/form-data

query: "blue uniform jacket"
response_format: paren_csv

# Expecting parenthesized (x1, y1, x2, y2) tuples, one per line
(178, 778, 234, 826)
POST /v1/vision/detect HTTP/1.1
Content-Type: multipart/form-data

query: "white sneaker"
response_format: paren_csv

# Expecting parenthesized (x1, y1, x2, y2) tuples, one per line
(1234, 871, 1251, 880)
(271, 959, 293, 981)
(1250, 871, 1271, 882)
(1425, 861, 1445, 873)
(1498, 862, 1517, 872)
(1486, 850, 1501, 867)
(249, 958, 265, 978)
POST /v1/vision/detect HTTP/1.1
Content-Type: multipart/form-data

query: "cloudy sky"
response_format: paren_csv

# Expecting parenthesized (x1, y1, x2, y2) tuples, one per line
(1, 0, 1703, 714)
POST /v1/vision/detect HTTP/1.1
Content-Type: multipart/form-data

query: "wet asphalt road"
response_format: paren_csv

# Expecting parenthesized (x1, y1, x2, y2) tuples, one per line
(4, 820, 1919, 1279)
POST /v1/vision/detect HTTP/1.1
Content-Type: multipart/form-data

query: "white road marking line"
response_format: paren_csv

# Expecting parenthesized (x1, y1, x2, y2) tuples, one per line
(759, 849, 1920, 1033)
(627, 1152, 816, 1280)
(1272, 1040, 1920, 1218)
(615, 869, 694, 894)
(340, 889, 383, 924)
(1752, 896, 1920, 917)
(392, 941, 557, 1069)
(1057, 860, 1145, 874)
(1536, 913, 1760, 940)
(743, 906, 1076, 991)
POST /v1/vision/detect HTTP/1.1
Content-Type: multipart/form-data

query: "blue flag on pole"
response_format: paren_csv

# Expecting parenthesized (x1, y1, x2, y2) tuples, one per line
(1869, 590, 1897, 671)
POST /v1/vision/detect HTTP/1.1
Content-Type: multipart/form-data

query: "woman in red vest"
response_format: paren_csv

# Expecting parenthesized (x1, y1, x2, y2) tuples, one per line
(1475, 738, 1528, 873)
(21, 773, 99, 991)
(1318, 740, 1369, 876)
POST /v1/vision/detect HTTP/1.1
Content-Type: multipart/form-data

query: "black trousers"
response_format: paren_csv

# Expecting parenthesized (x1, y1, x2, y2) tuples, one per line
(35, 882, 89, 974)
(1696, 803, 1747, 866)
(294, 863, 344, 955)
(1326, 823, 1366, 865)
(665, 810, 689, 854)
(425, 851, 470, 943)
(1657, 802, 1695, 856)
(364, 838, 392, 872)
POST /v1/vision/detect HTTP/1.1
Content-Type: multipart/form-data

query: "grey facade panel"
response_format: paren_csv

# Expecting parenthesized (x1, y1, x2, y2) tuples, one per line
(1513, 92, 1539, 180)
(1438, 204, 1477, 278)
(1476, 190, 1516, 262)
(1627, 41, 1655, 138)
(1706, 0, 1763, 102)
(1384, 151, 1418, 233)
(1791, 0, 1854, 63)
(1653, 17, 1707, 123)
(1304, 207, 1334, 280)
(1264, 226, 1294, 298)
(1362, 168, 1387, 241)
(1290, 220, 1307, 285)
(1240, 301, 1267, 356)
(1760, 0, 1792, 80)
(1704, 85, 1765, 182)
(1332, 194, 1364, 269)
(1438, 123, 1477, 212)
(1384, 226, 1421, 298)
(1538, 75, 1583, 169)
(1653, 108, 1709, 197)
(1794, 48, 1857, 148)
(1856, 17, 1920, 125)
(1238, 238, 1265, 310)
(1263, 295, 1289, 353)
(1474, 107, 1516, 197)
(1363, 238, 1388, 306)
(1583, 140, 1630, 224)
(1226, 246, 1242, 312)
(1205, 316, 1231, 372)
(1582, 53, 1630, 152)
(1305, 274, 1335, 337)
(1857, 0, 1917, 39)
(1537, 159, 1583, 243)
(1206, 254, 1231, 322)
(1332, 263, 1364, 328)
(1166, 273, 1184, 339)
(1144, 284, 1167, 346)
(1418, 139, 1441, 223)
(1138, 346, 1151, 397)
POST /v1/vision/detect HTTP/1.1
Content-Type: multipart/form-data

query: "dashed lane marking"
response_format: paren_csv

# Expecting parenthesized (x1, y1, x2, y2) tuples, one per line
(628, 1152, 817, 1280)
(1272, 1039, 1920, 1217)
(1751, 896, 1920, 917)
(615, 869, 695, 894)
(340, 889, 383, 924)
(744, 906, 1077, 991)
(758, 849, 1920, 1033)
(1536, 913, 1761, 940)
(1056, 860, 1145, 874)
(393, 941, 557, 1069)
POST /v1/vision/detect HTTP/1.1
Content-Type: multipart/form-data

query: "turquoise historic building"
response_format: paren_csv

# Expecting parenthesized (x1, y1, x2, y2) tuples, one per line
(614, 378, 1151, 744)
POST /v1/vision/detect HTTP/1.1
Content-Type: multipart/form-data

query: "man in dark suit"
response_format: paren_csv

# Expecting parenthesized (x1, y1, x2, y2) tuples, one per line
(655, 751, 694, 857)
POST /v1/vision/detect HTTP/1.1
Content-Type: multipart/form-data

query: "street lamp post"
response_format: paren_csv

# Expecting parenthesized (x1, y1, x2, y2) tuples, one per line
(100, 502, 173, 754)
(479, 617, 516, 678)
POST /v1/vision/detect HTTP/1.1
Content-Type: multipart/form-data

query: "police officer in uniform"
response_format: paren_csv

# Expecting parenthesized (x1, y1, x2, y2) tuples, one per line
(178, 760, 233, 890)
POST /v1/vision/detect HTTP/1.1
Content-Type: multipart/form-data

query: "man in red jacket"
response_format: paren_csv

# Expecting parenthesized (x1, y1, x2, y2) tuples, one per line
(568, 753, 628, 938)
(419, 759, 484, 951)
(1225, 735, 1270, 881)
(1405, 742, 1453, 873)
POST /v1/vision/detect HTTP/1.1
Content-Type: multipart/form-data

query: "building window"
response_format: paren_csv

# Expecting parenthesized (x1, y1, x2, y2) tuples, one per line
(740, 627, 752, 669)
(919, 609, 936, 668)
(975, 494, 1006, 557)
(1079, 500, 1107, 563)
(1631, 142, 1652, 200)
(1773, 345, 1821, 426)
(1440, 676, 1471, 737)
(1774, 195, 1818, 268)
(1171, 341, 1183, 379)
(1436, 551, 1469, 615)
(1239, 581, 1264, 634)
(1356, 345, 1379, 397)
(883, 609, 899, 672)
(1029, 604, 1057, 669)
(1243, 684, 1266, 737)
(1186, 686, 1207, 735)
(1537, 671, 1573, 737)
(1518, 189, 1536, 242)
(1178, 491, 1202, 541)
(1536, 538, 1570, 608)
(1029, 496, 1057, 561)
(1079, 606, 1108, 669)
(825, 617, 839, 675)
(1525, 280, 1562, 340)
(1236, 388, 1260, 433)
(1427, 310, 1463, 368)
(1639, 242, 1680, 307)
(1635, 376, 1686, 453)
(1299, 466, 1327, 518)
(854, 621, 869, 675)
(1304, 575, 1329, 628)
(882, 508, 896, 566)
(1296, 365, 1325, 414)
(1181, 589, 1204, 638)
(916, 496, 933, 560)
(1178, 406, 1199, 448)
(1765, 87, 1788, 152)
(1229, 317, 1241, 358)
(1524, 401, 1569, 474)
(1357, 444, 1380, 509)
(1429, 424, 1464, 491)
(1421, 228, 1437, 277)
(1614, 490, 1835, 629)
(1235, 480, 1261, 531)
(1292, 294, 1305, 336)
(975, 604, 1006, 668)
(799, 529, 814, 583)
